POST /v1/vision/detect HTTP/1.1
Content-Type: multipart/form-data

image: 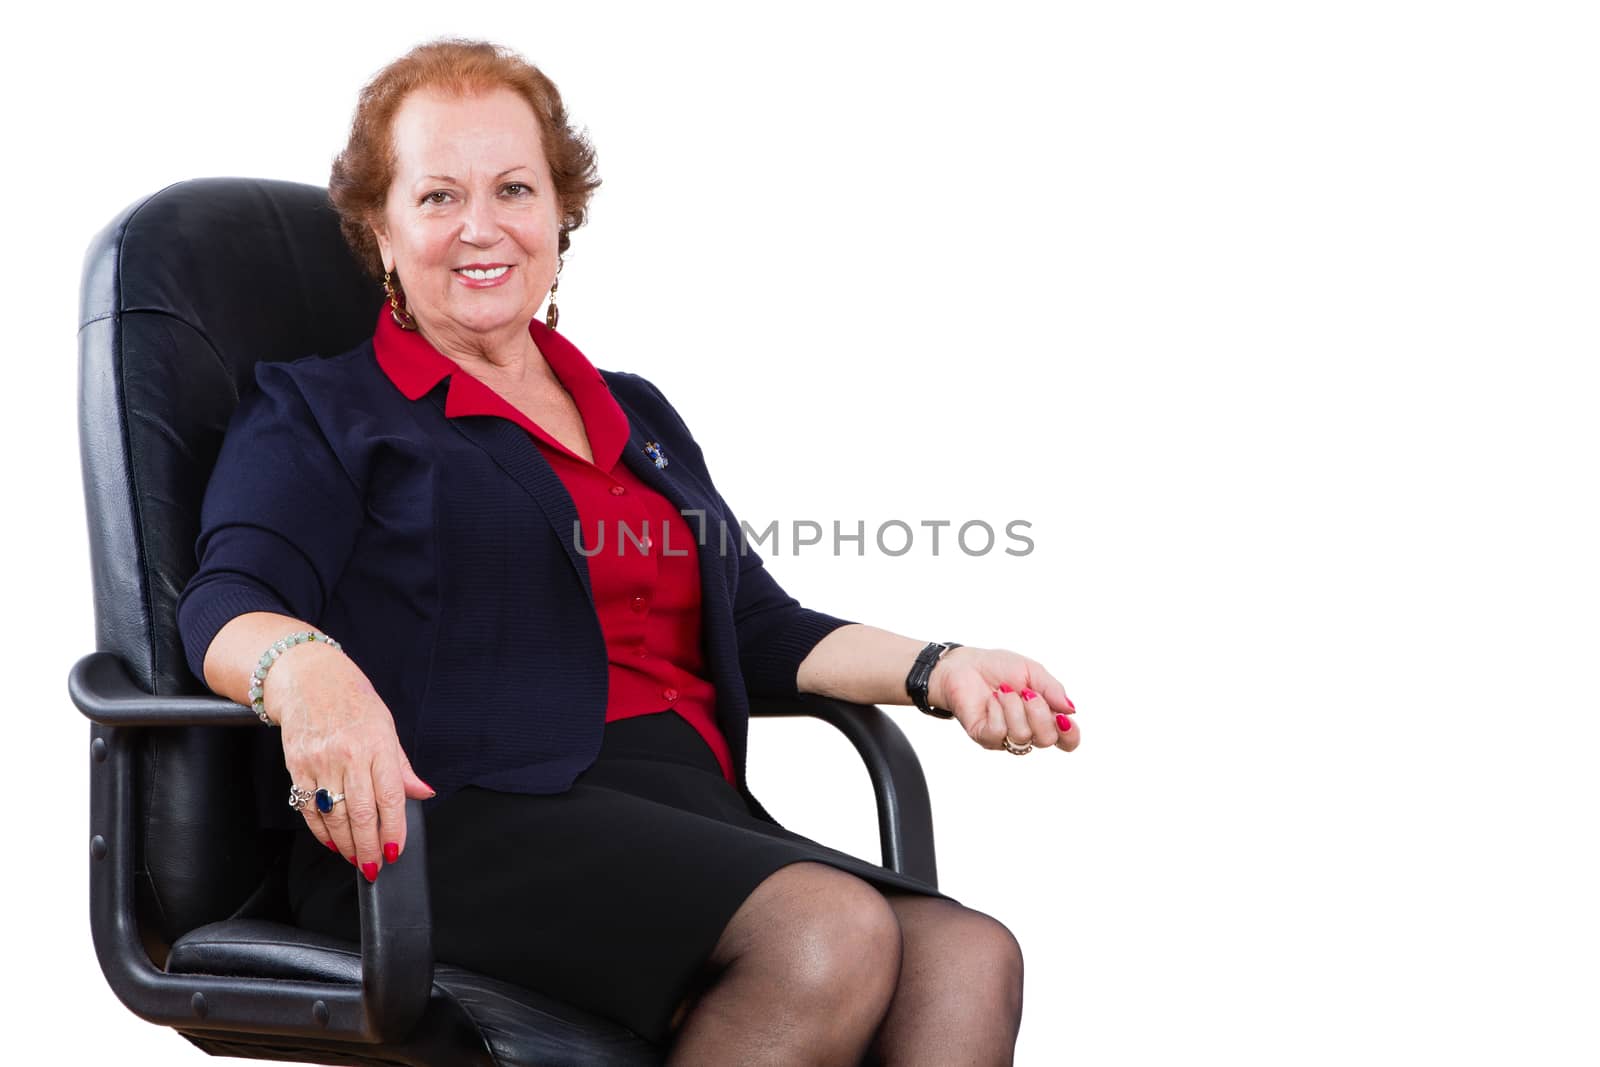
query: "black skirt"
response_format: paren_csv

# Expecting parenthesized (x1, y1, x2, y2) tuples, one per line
(287, 709, 959, 1045)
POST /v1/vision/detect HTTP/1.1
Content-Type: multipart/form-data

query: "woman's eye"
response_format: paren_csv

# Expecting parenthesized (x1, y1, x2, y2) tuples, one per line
(503, 182, 531, 196)
(422, 191, 452, 205)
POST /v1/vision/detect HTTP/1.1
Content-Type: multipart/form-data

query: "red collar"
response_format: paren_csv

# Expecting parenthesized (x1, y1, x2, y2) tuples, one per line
(371, 307, 629, 471)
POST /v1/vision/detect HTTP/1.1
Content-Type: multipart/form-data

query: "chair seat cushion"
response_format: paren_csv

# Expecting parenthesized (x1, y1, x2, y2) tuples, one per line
(167, 918, 662, 1066)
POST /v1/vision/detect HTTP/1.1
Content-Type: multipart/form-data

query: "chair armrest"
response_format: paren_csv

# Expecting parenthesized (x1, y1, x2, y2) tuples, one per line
(353, 801, 433, 1040)
(68, 650, 432, 1043)
(70, 649, 261, 725)
(749, 693, 940, 888)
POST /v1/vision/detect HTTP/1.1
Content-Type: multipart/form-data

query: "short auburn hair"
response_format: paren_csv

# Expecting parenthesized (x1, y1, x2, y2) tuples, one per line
(329, 38, 601, 279)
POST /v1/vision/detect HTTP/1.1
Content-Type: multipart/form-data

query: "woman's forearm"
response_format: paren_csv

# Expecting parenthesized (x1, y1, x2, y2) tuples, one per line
(202, 610, 347, 715)
(794, 623, 935, 707)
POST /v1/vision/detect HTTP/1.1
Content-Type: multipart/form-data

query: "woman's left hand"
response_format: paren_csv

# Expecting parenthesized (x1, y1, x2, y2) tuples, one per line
(928, 646, 1080, 753)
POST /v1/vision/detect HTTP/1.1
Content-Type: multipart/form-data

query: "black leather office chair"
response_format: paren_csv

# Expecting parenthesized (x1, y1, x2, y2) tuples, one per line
(69, 177, 943, 1065)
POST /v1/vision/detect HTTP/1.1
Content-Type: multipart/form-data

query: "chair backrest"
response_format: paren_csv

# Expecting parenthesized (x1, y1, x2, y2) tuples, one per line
(78, 177, 380, 951)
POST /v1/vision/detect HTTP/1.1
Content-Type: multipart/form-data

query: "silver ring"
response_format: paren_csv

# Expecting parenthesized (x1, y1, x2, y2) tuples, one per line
(1001, 735, 1034, 756)
(288, 785, 346, 814)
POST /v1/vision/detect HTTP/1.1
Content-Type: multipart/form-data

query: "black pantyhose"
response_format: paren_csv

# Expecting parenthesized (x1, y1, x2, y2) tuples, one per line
(664, 863, 1024, 1066)
(865, 890, 1025, 1067)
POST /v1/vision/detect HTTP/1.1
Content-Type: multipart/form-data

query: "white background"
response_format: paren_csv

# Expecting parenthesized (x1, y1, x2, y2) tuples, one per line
(7, 1, 1598, 1063)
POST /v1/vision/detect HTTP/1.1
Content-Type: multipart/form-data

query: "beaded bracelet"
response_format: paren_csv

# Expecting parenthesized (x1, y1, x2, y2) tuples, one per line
(249, 630, 342, 726)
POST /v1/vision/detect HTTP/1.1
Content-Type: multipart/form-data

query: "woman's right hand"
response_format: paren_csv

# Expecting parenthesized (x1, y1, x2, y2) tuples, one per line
(263, 642, 436, 880)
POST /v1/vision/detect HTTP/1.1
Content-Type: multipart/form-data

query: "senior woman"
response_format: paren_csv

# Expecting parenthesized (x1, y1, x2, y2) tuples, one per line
(177, 38, 1079, 1065)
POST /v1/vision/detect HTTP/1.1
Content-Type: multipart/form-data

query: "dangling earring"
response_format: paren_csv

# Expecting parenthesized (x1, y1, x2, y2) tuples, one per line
(383, 270, 417, 331)
(545, 253, 565, 330)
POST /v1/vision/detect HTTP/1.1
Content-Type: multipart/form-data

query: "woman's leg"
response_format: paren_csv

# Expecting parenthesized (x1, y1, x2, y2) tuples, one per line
(864, 890, 1026, 1067)
(666, 861, 904, 1067)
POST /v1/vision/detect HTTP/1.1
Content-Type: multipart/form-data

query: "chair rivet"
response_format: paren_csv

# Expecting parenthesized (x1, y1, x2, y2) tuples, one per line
(92, 737, 107, 762)
(90, 835, 107, 861)
(312, 1000, 331, 1028)
(191, 992, 208, 1018)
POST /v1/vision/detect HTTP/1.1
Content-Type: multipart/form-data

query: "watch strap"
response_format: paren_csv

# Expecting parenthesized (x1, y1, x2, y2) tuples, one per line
(906, 641, 962, 718)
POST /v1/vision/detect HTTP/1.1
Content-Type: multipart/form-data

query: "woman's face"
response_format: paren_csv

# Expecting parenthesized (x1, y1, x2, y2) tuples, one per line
(373, 86, 563, 348)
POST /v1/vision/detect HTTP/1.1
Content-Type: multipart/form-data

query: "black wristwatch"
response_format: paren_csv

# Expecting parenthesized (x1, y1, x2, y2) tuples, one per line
(906, 641, 962, 718)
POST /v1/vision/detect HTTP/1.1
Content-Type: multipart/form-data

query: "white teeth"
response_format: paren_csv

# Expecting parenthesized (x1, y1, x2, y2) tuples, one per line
(459, 266, 509, 280)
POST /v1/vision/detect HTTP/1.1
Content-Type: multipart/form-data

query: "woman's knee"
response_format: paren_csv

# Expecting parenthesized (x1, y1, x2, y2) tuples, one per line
(962, 910, 1025, 1011)
(715, 861, 903, 1001)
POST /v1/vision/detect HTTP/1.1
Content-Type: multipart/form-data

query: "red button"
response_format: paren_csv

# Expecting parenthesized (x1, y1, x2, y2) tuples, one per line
(642, 534, 653, 550)
(630, 595, 648, 613)
(662, 688, 678, 702)
(610, 485, 625, 496)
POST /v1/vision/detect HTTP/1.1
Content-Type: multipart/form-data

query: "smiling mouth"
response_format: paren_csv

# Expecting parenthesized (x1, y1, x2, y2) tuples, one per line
(454, 265, 508, 281)
(455, 266, 510, 280)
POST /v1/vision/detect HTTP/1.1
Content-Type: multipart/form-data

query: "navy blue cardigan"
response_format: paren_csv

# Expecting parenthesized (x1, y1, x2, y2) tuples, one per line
(176, 337, 856, 831)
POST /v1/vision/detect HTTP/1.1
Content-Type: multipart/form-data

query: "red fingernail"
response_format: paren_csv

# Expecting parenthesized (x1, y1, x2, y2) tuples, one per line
(998, 683, 1014, 694)
(362, 861, 379, 882)
(346, 854, 357, 865)
(1056, 713, 1074, 732)
(323, 839, 338, 852)
(1021, 688, 1039, 701)
(383, 842, 399, 863)
(1066, 695, 1077, 711)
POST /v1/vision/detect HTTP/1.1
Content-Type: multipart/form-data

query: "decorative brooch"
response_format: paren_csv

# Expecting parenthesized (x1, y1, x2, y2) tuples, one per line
(643, 441, 669, 469)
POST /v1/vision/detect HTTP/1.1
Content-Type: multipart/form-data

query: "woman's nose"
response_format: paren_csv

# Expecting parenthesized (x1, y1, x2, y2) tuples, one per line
(458, 195, 504, 246)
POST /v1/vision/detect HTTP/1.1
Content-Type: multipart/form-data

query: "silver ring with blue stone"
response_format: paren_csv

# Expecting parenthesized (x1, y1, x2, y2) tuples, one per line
(288, 784, 346, 814)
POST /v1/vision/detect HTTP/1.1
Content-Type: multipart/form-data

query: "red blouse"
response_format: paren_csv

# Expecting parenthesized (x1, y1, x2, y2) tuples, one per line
(371, 308, 734, 784)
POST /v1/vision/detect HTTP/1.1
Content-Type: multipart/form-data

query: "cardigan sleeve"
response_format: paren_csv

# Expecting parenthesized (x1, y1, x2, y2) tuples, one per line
(635, 377, 857, 700)
(175, 361, 365, 686)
